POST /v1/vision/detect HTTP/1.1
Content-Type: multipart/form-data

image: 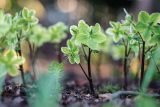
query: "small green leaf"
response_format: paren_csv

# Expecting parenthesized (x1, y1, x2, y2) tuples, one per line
(150, 13, 160, 24)
(138, 11, 150, 23)
(70, 25, 78, 36)
(74, 55, 80, 64)
(61, 47, 70, 55)
(61, 40, 80, 64)
(22, 7, 28, 18)
(78, 20, 91, 34)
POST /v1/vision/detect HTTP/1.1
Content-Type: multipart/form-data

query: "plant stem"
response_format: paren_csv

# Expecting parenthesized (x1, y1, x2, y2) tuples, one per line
(140, 41, 145, 86)
(96, 52, 102, 80)
(82, 45, 88, 61)
(17, 39, 26, 86)
(87, 48, 95, 95)
(27, 40, 36, 80)
(79, 63, 89, 80)
(56, 43, 62, 63)
(123, 45, 128, 90)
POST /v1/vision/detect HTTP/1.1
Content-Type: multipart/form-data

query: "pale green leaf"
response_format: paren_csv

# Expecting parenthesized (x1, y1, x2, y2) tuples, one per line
(138, 11, 150, 23)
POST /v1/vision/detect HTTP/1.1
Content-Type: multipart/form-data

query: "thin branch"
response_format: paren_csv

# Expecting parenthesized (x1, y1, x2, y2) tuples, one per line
(137, 32, 144, 42)
(79, 63, 89, 80)
(129, 20, 144, 42)
(145, 44, 157, 54)
(17, 35, 26, 85)
(81, 45, 88, 61)
(127, 47, 131, 56)
(27, 40, 36, 80)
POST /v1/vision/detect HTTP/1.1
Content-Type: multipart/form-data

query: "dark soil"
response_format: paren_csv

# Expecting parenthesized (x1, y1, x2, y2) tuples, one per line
(0, 73, 160, 107)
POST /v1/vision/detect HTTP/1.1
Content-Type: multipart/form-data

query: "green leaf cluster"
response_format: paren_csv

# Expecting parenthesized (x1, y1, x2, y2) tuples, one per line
(0, 8, 38, 77)
(136, 11, 160, 42)
(27, 22, 68, 48)
(28, 24, 49, 47)
(0, 10, 12, 38)
(106, 10, 160, 60)
(14, 7, 38, 32)
(48, 22, 68, 43)
(0, 50, 25, 77)
(0, 8, 39, 49)
(61, 40, 80, 64)
(70, 20, 107, 50)
(62, 20, 107, 64)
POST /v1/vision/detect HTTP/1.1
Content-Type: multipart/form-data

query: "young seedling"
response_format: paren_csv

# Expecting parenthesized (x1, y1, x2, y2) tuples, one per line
(134, 11, 160, 86)
(48, 22, 68, 62)
(27, 22, 67, 79)
(106, 11, 133, 90)
(13, 7, 38, 85)
(62, 20, 107, 96)
(27, 24, 49, 80)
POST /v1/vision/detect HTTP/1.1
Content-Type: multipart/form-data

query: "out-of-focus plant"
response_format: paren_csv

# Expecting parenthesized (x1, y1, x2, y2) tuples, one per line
(28, 24, 49, 47)
(61, 20, 107, 96)
(135, 96, 158, 107)
(0, 7, 38, 85)
(106, 10, 134, 89)
(27, 24, 49, 80)
(30, 61, 63, 107)
(48, 22, 68, 43)
(0, 50, 24, 91)
(142, 48, 160, 92)
(26, 22, 67, 79)
(48, 22, 68, 62)
(14, 7, 38, 85)
(135, 11, 160, 86)
(0, 11, 12, 38)
(0, 50, 25, 77)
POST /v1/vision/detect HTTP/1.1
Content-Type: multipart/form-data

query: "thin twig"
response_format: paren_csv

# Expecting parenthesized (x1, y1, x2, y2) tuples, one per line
(27, 40, 36, 80)
(17, 36, 26, 86)
(129, 20, 144, 41)
(79, 63, 89, 80)
(145, 44, 157, 54)
(81, 45, 88, 61)
(127, 47, 131, 56)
